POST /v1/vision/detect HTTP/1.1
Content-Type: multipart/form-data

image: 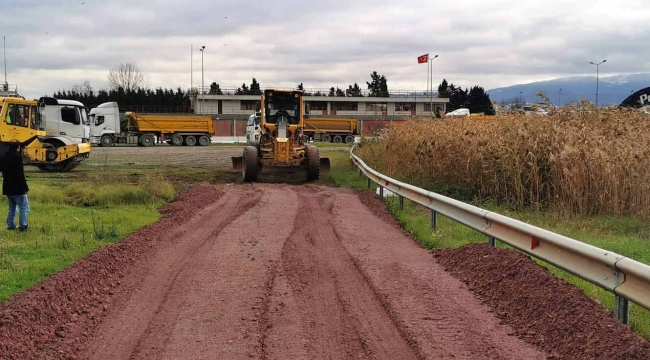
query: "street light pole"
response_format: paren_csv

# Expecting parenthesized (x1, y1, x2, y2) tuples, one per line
(430, 54, 438, 115)
(200, 45, 205, 115)
(589, 59, 606, 107)
(559, 88, 562, 108)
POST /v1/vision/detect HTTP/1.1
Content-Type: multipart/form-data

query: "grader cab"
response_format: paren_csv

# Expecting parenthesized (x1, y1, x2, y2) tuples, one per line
(231, 89, 330, 182)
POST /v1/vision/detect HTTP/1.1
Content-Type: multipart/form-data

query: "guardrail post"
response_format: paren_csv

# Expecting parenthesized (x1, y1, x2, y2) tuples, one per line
(614, 295, 630, 326)
(430, 210, 437, 230)
(399, 195, 404, 209)
(487, 236, 496, 247)
(367, 177, 371, 189)
(379, 186, 384, 201)
(358, 168, 362, 177)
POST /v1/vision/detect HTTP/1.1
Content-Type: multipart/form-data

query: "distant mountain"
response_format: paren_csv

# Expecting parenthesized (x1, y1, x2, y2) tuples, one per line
(486, 73, 650, 106)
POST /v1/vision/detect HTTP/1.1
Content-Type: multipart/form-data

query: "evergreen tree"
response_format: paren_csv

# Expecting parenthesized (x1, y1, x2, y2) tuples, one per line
(346, 83, 362, 97)
(366, 71, 389, 97)
(328, 87, 336, 97)
(467, 86, 495, 115)
(249, 78, 261, 95)
(209, 82, 222, 95)
(335, 87, 346, 97)
(437, 79, 450, 98)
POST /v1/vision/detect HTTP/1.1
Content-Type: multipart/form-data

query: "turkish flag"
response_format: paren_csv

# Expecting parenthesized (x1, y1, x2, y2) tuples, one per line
(417, 54, 429, 64)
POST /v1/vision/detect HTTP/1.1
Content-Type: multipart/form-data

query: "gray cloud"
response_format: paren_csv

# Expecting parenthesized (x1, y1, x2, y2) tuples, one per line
(2, 0, 649, 100)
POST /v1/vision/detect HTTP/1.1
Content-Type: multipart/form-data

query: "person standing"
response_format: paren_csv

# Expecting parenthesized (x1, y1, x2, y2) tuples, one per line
(0, 140, 29, 231)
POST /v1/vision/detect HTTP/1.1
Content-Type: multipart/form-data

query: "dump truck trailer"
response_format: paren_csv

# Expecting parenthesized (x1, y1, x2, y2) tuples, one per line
(88, 102, 215, 146)
(303, 117, 359, 143)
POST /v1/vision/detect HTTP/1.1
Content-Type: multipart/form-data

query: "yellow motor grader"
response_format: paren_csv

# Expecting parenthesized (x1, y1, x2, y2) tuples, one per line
(0, 96, 91, 172)
(231, 89, 330, 182)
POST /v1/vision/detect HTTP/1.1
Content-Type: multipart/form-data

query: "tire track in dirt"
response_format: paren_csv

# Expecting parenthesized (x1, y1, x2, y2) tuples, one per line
(278, 186, 420, 359)
(83, 186, 263, 360)
(152, 184, 300, 360)
(323, 186, 548, 360)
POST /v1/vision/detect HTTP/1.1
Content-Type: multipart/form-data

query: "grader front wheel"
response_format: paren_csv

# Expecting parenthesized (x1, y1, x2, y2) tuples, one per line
(306, 145, 320, 181)
(243, 146, 259, 182)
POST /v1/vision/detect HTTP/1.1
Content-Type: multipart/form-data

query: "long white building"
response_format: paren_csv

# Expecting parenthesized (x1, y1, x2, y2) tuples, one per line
(189, 88, 449, 120)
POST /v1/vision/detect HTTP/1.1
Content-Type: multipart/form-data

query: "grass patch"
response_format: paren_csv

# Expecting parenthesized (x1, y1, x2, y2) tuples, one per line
(0, 167, 194, 302)
(328, 150, 650, 340)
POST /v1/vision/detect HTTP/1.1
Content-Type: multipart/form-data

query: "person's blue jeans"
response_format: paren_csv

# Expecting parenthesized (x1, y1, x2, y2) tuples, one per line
(7, 194, 29, 229)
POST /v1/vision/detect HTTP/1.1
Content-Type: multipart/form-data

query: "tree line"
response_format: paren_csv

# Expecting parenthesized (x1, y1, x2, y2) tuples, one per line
(438, 79, 496, 115)
(51, 62, 495, 115)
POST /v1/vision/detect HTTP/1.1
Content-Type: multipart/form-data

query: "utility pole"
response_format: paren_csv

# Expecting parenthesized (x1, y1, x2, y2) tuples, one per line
(200, 45, 205, 115)
(589, 59, 606, 107)
(559, 88, 562, 108)
(3, 36, 8, 90)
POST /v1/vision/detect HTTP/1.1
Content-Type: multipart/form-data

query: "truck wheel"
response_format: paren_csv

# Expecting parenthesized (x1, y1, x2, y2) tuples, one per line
(170, 134, 183, 146)
(305, 145, 320, 181)
(333, 135, 343, 143)
(344, 135, 354, 144)
(100, 135, 114, 147)
(243, 146, 258, 182)
(322, 134, 331, 143)
(140, 134, 155, 147)
(184, 135, 196, 146)
(198, 135, 210, 146)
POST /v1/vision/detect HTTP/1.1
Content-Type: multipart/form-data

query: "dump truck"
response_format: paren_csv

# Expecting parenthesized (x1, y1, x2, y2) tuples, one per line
(88, 102, 215, 146)
(232, 89, 330, 182)
(246, 114, 359, 144)
(303, 117, 359, 143)
(0, 96, 91, 172)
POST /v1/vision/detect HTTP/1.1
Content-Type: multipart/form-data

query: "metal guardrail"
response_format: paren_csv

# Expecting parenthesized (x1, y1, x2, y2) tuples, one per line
(350, 144, 650, 326)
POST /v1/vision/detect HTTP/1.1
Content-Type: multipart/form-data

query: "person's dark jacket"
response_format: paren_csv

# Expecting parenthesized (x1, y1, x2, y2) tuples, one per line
(0, 150, 29, 196)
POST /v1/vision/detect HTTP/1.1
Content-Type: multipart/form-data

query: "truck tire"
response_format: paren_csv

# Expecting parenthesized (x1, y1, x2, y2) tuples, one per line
(344, 135, 354, 144)
(140, 134, 155, 147)
(305, 145, 320, 181)
(322, 134, 331, 143)
(184, 135, 196, 146)
(100, 135, 114, 147)
(198, 135, 210, 146)
(333, 135, 343, 143)
(243, 146, 258, 182)
(170, 134, 183, 146)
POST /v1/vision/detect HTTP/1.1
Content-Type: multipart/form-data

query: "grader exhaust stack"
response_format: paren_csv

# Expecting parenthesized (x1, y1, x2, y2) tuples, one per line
(230, 89, 329, 181)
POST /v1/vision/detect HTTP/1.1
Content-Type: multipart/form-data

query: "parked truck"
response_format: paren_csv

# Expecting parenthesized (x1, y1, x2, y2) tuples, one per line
(246, 113, 359, 144)
(88, 102, 215, 146)
(303, 117, 359, 143)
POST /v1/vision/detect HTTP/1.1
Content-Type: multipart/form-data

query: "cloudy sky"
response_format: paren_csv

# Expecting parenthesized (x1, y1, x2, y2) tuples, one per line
(2, 0, 649, 99)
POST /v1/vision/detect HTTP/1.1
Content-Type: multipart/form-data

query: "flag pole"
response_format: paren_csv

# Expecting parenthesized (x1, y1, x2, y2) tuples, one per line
(427, 53, 430, 108)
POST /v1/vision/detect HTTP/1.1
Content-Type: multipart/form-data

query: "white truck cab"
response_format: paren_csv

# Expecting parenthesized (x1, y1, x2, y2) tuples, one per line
(246, 111, 261, 144)
(88, 102, 120, 146)
(39, 97, 91, 143)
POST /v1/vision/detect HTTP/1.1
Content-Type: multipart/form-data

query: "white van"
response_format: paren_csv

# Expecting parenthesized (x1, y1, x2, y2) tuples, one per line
(445, 108, 471, 117)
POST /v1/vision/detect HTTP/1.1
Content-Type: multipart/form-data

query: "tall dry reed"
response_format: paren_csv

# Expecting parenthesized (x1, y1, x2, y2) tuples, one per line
(356, 108, 650, 218)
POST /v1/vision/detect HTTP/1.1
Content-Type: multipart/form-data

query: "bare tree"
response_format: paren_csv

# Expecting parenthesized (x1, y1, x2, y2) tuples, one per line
(71, 80, 94, 96)
(107, 63, 144, 91)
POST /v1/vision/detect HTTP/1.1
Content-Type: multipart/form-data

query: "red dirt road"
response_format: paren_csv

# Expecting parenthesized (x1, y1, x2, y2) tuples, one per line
(3, 183, 648, 359)
(80, 183, 544, 360)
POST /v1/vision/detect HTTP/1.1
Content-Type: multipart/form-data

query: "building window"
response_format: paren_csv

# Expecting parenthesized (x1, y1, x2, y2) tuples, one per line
(395, 102, 415, 111)
(424, 103, 443, 112)
(241, 100, 257, 110)
(366, 103, 387, 112)
(332, 102, 358, 111)
(307, 101, 327, 111)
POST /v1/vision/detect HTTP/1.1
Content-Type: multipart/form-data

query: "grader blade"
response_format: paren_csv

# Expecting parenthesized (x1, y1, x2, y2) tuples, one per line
(320, 157, 331, 173)
(231, 156, 244, 173)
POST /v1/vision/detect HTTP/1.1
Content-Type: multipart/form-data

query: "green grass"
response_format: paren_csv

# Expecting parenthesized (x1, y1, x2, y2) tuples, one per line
(327, 150, 650, 340)
(0, 167, 188, 302)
